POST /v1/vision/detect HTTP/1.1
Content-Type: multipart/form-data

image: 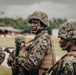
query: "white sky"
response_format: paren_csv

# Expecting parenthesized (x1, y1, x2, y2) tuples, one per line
(0, 0, 76, 20)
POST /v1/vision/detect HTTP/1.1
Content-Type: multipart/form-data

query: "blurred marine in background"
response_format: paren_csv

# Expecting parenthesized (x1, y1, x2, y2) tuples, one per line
(7, 35, 26, 75)
(0, 47, 5, 65)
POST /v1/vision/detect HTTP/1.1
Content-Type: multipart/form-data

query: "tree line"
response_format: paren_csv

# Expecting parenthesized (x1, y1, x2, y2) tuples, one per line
(0, 17, 67, 34)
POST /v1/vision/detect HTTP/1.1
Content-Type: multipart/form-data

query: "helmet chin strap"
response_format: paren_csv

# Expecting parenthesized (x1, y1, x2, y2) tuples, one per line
(62, 41, 76, 52)
(62, 41, 71, 52)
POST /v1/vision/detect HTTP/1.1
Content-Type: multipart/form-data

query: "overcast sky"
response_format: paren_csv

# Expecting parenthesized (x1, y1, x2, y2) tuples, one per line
(0, 0, 76, 20)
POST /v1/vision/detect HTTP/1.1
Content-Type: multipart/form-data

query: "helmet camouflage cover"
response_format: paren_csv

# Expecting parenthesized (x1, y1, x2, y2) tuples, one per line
(28, 11, 49, 26)
(58, 21, 76, 40)
(15, 35, 26, 43)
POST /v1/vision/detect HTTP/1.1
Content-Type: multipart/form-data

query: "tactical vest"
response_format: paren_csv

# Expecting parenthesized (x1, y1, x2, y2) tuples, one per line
(26, 33, 56, 70)
(39, 33, 56, 70)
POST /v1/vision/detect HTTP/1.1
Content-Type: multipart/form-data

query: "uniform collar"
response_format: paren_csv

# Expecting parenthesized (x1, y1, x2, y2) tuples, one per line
(35, 30, 48, 39)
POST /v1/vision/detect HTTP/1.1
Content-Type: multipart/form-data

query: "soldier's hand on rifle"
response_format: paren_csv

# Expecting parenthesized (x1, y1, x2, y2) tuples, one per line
(13, 57, 19, 67)
(7, 56, 13, 62)
(11, 59, 18, 70)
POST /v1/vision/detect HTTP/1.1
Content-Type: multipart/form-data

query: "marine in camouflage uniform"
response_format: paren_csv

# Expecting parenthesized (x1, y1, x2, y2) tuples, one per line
(0, 47, 5, 65)
(15, 11, 56, 75)
(47, 21, 76, 75)
(7, 35, 26, 75)
(58, 21, 76, 75)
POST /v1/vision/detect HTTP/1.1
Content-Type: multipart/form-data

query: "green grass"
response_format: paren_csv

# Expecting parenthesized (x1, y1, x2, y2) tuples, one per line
(53, 37, 67, 57)
(0, 37, 15, 48)
(0, 65, 12, 75)
(0, 36, 67, 56)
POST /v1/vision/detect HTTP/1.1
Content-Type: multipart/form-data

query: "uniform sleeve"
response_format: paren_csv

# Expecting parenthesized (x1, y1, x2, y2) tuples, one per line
(60, 56, 76, 75)
(0, 48, 5, 65)
(18, 36, 51, 71)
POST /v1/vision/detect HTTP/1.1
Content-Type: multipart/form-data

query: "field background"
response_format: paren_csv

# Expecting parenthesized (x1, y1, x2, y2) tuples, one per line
(0, 35, 67, 75)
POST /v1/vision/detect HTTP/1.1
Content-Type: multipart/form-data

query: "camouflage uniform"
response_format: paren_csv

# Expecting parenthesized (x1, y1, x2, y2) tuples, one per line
(47, 21, 76, 75)
(0, 47, 5, 65)
(17, 11, 56, 75)
(7, 35, 26, 75)
(59, 55, 76, 75)
(58, 21, 76, 75)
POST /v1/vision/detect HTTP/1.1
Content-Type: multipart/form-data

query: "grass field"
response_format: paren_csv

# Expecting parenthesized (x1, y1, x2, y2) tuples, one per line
(0, 66, 12, 75)
(0, 35, 67, 56)
(0, 35, 67, 75)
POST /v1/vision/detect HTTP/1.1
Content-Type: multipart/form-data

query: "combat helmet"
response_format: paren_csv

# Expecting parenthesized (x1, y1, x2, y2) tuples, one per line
(58, 21, 76, 40)
(28, 11, 49, 26)
(15, 35, 26, 43)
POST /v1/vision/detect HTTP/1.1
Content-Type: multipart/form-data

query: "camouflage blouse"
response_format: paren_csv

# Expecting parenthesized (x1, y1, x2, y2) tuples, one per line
(60, 55, 76, 75)
(0, 47, 5, 65)
(18, 30, 55, 71)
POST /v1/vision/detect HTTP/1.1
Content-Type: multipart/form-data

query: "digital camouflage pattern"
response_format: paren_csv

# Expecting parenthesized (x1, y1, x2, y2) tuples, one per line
(59, 54, 76, 75)
(28, 11, 49, 26)
(47, 53, 76, 75)
(17, 30, 56, 75)
(0, 47, 5, 65)
(58, 21, 76, 40)
(7, 35, 26, 75)
(57, 21, 76, 75)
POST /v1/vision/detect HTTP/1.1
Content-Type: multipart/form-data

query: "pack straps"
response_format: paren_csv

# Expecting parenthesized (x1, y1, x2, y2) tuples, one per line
(46, 54, 68, 74)
(26, 39, 34, 47)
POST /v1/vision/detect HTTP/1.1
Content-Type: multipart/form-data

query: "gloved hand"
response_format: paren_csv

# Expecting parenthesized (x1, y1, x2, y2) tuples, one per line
(7, 56, 13, 66)
(7, 56, 13, 62)
(11, 58, 18, 70)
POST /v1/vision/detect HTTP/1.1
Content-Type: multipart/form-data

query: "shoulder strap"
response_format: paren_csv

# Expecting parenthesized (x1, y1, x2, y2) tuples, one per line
(25, 33, 48, 47)
(47, 54, 68, 74)
(26, 39, 34, 47)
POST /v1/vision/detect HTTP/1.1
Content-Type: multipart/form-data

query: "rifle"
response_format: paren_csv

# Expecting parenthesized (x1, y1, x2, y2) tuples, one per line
(4, 40, 21, 75)
(42, 54, 68, 75)
(12, 39, 21, 75)
(4, 48, 15, 60)
(4, 39, 34, 75)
